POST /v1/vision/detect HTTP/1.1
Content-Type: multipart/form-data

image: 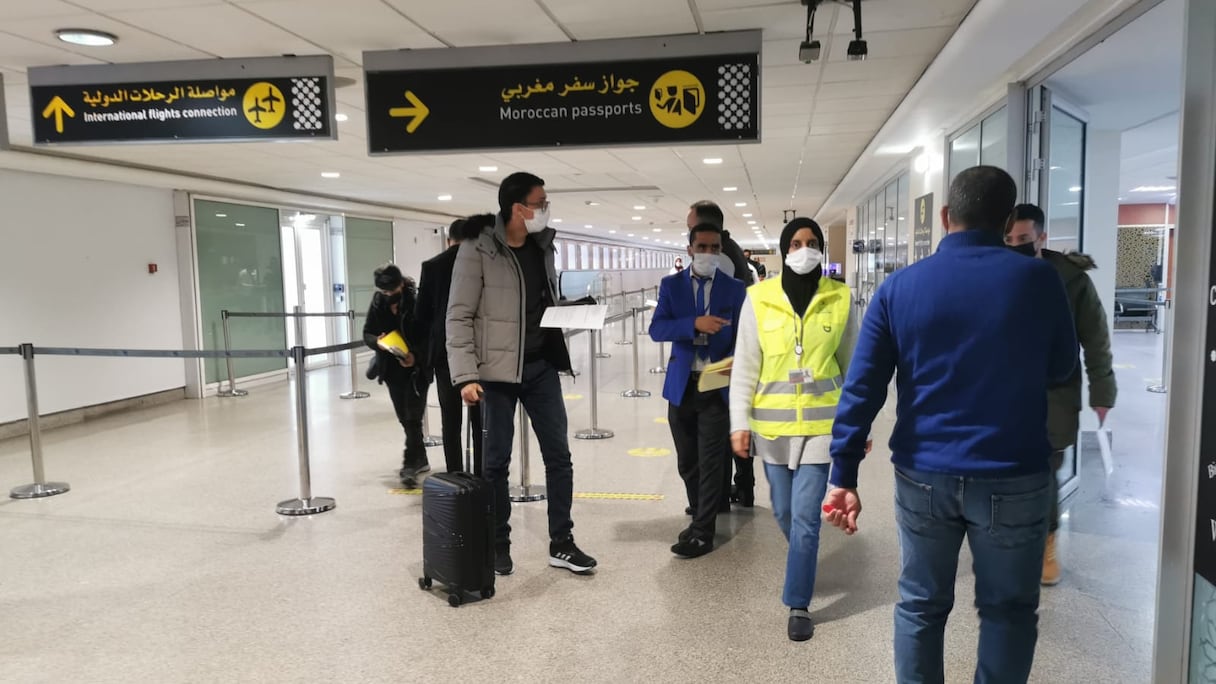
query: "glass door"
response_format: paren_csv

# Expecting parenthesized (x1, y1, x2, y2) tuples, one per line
(1027, 84, 1088, 501)
(281, 210, 335, 369)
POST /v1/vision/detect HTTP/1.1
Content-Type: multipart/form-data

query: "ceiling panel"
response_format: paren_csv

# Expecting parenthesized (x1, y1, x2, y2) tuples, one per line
(235, 0, 446, 64)
(0, 0, 978, 249)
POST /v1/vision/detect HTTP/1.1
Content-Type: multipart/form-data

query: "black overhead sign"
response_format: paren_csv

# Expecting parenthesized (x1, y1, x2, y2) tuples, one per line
(28, 56, 335, 145)
(362, 31, 761, 155)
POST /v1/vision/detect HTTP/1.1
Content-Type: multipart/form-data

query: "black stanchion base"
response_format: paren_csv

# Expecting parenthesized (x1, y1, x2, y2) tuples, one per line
(276, 497, 336, 516)
(622, 389, 652, 398)
(217, 389, 249, 398)
(10, 482, 70, 500)
(509, 484, 547, 502)
(575, 428, 614, 440)
(423, 435, 443, 447)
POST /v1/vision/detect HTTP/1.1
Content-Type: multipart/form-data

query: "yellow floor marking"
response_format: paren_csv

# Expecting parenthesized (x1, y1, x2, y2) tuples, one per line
(574, 492, 664, 501)
(389, 488, 423, 495)
(628, 447, 671, 458)
(564, 394, 584, 400)
(653, 417, 669, 425)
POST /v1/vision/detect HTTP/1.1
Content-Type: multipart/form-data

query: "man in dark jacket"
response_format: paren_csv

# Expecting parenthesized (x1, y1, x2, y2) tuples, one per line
(687, 200, 755, 508)
(1006, 203, 1117, 586)
(416, 216, 489, 475)
(363, 264, 429, 487)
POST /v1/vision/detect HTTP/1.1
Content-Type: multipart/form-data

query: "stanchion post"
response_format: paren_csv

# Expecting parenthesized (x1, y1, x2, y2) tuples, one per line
(615, 292, 632, 346)
(10, 343, 70, 500)
(340, 309, 370, 400)
(596, 328, 610, 359)
(278, 308, 334, 515)
(622, 308, 652, 398)
(217, 309, 248, 398)
(276, 342, 336, 516)
(509, 408, 546, 502)
(423, 406, 443, 447)
(575, 327, 614, 440)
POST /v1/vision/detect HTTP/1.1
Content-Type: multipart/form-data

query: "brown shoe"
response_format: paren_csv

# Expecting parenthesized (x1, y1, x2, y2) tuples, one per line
(1041, 532, 1061, 586)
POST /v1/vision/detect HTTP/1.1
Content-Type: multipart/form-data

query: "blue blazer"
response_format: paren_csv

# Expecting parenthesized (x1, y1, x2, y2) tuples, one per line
(649, 269, 747, 406)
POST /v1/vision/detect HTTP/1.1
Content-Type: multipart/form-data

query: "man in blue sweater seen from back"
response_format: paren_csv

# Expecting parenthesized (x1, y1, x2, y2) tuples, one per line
(824, 166, 1077, 684)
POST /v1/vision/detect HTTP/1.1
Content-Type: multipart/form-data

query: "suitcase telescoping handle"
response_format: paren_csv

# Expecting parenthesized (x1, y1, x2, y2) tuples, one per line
(465, 404, 475, 474)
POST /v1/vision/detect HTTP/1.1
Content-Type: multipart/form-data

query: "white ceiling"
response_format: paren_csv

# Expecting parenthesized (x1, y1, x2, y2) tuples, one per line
(0, 0, 977, 249)
(1045, 0, 1183, 206)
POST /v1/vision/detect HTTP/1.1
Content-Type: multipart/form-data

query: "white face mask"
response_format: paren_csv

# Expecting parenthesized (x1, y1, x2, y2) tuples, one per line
(691, 253, 719, 277)
(524, 207, 550, 234)
(784, 247, 823, 275)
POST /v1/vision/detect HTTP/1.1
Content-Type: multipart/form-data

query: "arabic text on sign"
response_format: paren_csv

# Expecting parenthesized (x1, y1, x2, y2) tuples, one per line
(501, 75, 640, 103)
(82, 85, 240, 108)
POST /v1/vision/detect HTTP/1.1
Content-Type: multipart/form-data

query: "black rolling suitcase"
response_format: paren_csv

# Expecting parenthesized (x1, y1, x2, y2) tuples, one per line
(418, 406, 495, 606)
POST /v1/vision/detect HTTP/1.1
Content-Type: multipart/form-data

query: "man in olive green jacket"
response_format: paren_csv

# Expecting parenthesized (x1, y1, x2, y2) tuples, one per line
(1007, 203, 1117, 586)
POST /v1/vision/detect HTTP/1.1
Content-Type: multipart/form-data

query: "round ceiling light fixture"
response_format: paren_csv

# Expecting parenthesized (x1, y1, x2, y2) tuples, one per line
(56, 29, 118, 47)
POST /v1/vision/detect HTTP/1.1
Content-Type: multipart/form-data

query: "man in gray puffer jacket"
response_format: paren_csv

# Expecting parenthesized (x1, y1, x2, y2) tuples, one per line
(447, 172, 597, 578)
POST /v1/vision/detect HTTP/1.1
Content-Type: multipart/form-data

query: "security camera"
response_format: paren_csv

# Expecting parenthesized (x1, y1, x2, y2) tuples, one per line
(799, 40, 822, 63)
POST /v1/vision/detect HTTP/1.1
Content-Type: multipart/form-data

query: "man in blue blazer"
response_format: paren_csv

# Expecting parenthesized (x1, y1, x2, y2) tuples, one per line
(650, 222, 747, 558)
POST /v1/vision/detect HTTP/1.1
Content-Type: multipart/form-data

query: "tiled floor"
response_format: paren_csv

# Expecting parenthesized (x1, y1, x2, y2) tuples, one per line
(0, 325, 1165, 682)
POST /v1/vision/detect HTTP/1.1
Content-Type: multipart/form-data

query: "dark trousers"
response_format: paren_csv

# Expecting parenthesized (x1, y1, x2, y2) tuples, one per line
(669, 378, 730, 541)
(731, 452, 755, 497)
(385, 376, 427, 469)
(482, 359, 575, 548)
(434, 363, 483, 476)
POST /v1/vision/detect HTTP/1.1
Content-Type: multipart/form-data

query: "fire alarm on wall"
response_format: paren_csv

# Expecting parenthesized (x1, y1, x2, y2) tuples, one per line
(148, 263, 158, 274)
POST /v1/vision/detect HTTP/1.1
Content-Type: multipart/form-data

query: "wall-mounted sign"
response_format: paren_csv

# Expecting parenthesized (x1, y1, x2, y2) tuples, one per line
(363, 31, 760, 155)
(913, 193, 935, 261)
(28, 56, 335, 145)
(1194, 179, 1216, 586)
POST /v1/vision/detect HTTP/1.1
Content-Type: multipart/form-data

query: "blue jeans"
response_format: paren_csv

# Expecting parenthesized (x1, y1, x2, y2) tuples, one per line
(481, 360, 575, 548)
(892, 466, 1052, 684)
(764, 462, 830, 609)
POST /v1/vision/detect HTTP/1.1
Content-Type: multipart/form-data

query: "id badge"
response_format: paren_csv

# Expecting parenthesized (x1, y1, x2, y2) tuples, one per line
(694, 333, 709, 346)
(788, 369, 813, 385)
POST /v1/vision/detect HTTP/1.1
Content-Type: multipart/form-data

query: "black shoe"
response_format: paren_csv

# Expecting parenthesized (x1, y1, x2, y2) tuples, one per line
(788, 609, 814, 641)
(414, 462, 432, 475)
(549, 538, 597, 574)
(729, 485, 740, 503)
(494, 546, 514, 576)
(684, 506, 694, 516)
(671, 536, 713, 558)
(399, 466, 418, 488)
(739, 488, 755, 508)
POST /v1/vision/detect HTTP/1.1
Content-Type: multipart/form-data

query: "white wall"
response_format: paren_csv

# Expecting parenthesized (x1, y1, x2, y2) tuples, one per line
(0, 170, 184, 423)
(1080, 129, 1121, 432)
(393, 218, 446, 282)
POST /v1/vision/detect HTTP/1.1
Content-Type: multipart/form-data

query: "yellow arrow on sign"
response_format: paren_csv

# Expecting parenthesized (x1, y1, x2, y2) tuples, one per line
(42, 95, 75, 134)
(389, 90, 429, 134)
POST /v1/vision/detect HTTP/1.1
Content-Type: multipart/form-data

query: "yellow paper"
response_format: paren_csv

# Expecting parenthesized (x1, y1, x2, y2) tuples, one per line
(698, 357, 733, 392)
(377, 330, 410, 359)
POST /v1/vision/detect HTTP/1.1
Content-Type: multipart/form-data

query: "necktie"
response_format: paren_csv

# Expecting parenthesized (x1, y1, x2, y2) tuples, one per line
(695, 277, 709, 361)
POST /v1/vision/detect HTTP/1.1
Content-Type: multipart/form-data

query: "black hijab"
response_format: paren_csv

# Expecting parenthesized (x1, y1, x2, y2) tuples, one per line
(779, 217, 825, 317)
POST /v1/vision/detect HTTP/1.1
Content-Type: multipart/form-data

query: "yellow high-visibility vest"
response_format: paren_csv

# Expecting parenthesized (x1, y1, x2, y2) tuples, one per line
(748, 276, 850, 438)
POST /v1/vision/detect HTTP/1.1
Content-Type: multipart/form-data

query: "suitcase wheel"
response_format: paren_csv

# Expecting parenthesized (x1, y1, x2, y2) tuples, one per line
(418, 577, 432, 591)
(448, 592, 463, 608)
(481, 587, 495, 600)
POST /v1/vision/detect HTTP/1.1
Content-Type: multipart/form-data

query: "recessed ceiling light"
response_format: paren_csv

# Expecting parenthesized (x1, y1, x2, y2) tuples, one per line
(334, 113, 349, 122)
(735, 202, 747, 208)
(215, 213, 227, 218)
(1131, 185, 1176, 192)
(748, 220, 757, 225)
(723, 186, 737, 192)
(632, 216, 642, 221)
(742, 213, 753, 218)
(627, 233, 635, 237)
(479, 165, 498, 172)
(633, 205, 646, 210)
(321, 171, 341, 178)
(552, 218, 563, 223)
(585, 224, 593, 229)
(608, 229, 617, 234)
(703, 158, 723, 165)
(56, 29, 117, 47)
(437, 194, 453, 201)
(1068, 186, 1082, 193)
(586, 201, 600, 206)
(234, 223, 246, 227)
(643, 237, 650, 240)
(653, 228, 662, 232)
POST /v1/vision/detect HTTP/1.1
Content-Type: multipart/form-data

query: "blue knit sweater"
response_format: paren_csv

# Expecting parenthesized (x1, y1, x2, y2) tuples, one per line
(829, 229, 1078, 489)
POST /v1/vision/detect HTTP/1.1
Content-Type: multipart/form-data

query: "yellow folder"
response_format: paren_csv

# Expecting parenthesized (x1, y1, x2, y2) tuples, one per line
(377, 330, 410, 359)
(697, 356, 733, 392)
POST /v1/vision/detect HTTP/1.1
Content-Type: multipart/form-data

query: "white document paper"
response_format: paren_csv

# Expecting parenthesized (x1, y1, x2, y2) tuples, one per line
(540, 304, 609, 330)
(1096, 428, 1114, 477)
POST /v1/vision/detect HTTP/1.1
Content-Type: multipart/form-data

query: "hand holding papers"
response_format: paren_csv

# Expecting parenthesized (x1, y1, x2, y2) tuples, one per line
(697, 356, 733, 392)
(540, 304, 609, 330)
(377, 331, 411, 359)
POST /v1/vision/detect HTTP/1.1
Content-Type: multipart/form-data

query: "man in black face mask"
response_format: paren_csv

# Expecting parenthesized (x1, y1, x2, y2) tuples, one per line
(364, 263, 430, 487)
(1005, 203, 1116, 586)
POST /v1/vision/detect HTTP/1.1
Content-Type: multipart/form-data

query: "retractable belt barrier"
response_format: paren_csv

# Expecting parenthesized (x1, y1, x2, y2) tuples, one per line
(220, 309, 368, 401)
(1, 334, 362, 514)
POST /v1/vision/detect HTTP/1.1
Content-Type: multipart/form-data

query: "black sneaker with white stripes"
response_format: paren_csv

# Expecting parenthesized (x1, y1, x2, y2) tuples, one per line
(548, 537, 597, 574)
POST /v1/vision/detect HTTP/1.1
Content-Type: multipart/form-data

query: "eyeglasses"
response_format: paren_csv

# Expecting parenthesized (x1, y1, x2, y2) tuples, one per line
(523, 199, 550, 211)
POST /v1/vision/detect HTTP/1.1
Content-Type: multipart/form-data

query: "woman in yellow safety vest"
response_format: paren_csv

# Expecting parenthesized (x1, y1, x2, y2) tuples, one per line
(729, 217, 864, 642)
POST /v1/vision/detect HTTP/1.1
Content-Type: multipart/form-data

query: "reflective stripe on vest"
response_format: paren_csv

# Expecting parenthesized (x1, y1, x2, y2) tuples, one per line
(747, 277, 850, 438)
